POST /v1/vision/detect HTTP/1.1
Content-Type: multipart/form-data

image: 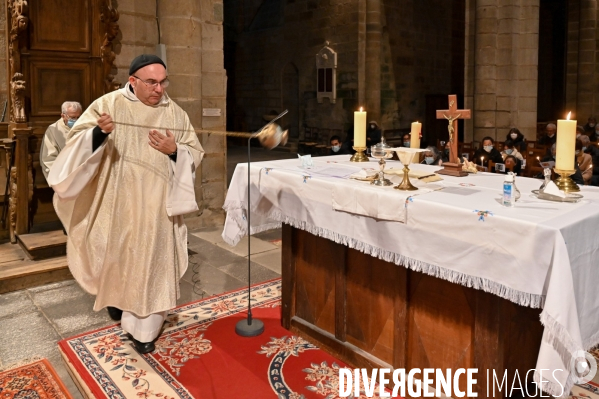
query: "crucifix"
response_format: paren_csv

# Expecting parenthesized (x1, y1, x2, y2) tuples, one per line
(435, 94, 471, 177)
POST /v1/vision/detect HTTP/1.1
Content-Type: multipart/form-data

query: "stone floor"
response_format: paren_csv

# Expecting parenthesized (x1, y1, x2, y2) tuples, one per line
(0, 226, 282, 399)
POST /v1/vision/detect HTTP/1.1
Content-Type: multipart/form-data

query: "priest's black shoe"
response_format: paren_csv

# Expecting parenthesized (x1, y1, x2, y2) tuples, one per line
(126, 334, 155, 354)
(107, 306, 123, 321)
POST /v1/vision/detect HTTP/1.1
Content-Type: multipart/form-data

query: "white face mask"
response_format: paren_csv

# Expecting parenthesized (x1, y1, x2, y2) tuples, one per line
(370, 125, 375, 129)
(547, 132, 555, 137)
(332, 145, 340, 153)
(510, 133, 518, 139)
(484, 145, 493, 152)
(589, 123, 596, 128)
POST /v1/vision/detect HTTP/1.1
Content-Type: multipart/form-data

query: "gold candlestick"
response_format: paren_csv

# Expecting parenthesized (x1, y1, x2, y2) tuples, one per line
(553, 168, 580, 193)
(350, 146, 369, 162)
(395, 164, 418, 191)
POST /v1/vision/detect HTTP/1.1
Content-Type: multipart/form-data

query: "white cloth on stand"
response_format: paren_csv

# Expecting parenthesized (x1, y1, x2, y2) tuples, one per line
(222, 155, 599, 398)
(121, 311, 168, 343)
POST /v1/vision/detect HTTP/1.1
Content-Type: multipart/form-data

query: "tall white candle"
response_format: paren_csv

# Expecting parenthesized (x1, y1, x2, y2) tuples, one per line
(354, 108, 367, 148)
(410, 121, 422, 148)
(556, 112, 576, 171)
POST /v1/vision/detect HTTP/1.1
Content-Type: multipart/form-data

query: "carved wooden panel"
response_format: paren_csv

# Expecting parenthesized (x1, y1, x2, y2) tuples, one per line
(30, 0, 90, 52)
(407, 273, 474, 394)
(293, 227, 338, 335)
(29, 61, 90, 117)
(346, 249, 399, 365)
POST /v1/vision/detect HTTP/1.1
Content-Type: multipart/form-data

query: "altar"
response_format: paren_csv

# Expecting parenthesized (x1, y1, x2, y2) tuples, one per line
(222, 155, 599, 397)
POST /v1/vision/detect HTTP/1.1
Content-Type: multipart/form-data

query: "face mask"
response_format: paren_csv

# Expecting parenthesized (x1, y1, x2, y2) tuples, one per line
(547, 132, 555, 137)
(425, 157, 434, 165)
(576, 150, 581, 155)
(66, 119, 76, 128)
(505, 149, 513, 155)
(590, 123, 596, 128)
(370, 125, 375, 129)
(582, 146, 587, 152)
(510, 133, 518, 139)
(403, 141, 410, 148)
(484, 145, 493, 152)
(332, 145, 340, 153)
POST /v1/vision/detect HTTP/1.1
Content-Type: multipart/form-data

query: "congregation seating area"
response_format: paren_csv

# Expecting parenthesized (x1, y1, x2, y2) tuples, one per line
(299, 122, 598, 184)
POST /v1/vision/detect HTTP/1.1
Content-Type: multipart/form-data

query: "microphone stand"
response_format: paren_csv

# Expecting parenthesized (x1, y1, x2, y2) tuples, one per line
(235, 109, 288, 337)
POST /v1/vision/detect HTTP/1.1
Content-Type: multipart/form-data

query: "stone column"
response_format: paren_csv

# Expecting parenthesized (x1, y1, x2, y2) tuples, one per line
(565, 0, 580, 113)
(364, 0, 382, 122)
(471, 0, 539, 142)
(112, 0, 158, 85)
(158, 0, 226, 228)
(577, 0, 597, 118)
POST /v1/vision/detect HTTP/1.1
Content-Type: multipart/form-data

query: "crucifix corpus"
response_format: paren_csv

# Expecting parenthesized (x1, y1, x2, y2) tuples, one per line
(435, 94, 471, 177)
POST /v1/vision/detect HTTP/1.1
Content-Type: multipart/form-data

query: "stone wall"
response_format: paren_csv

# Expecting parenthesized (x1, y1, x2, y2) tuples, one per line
(227, 0, 461, 145)
(566, 0, 599, 122)
(467, 0, 540, 143)
(227, 0, 361, 141)
(116, 0, 227, 228)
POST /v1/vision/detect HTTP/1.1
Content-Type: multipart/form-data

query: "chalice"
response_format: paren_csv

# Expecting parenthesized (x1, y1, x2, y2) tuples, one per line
(394, 148, 426, 191)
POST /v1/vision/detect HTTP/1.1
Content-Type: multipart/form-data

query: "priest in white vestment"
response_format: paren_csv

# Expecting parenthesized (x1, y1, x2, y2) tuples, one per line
(40, 101, 82, 180)
(47, 55, 204, 354)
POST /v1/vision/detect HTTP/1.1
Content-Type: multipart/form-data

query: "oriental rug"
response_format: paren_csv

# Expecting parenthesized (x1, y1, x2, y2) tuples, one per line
(58, 279, 387, 399)
(0, 358, 73, 399)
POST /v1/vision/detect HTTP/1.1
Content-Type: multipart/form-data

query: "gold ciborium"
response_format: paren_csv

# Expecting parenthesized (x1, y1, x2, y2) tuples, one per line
(393, 148, 426, 191)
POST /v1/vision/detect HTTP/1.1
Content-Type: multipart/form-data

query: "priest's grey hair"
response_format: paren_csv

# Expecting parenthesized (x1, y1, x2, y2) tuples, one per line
(61, 101, 82, 114)
(546, 123, 557, 130)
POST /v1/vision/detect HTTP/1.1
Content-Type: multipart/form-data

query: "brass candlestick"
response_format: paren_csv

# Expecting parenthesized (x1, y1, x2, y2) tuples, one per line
(350, 146, 369, 162)
(553, 168, 580, 193)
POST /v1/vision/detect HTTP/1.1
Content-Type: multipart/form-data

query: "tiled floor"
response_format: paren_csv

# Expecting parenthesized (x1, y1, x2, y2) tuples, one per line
(0, 226, 282, 399)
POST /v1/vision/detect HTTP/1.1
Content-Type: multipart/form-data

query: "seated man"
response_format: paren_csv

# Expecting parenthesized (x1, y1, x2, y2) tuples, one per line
(538, 123, 557, 148)
(473, 136, 503, 169)
(330, 135, 350, 155)
(40, 101, 83, 181)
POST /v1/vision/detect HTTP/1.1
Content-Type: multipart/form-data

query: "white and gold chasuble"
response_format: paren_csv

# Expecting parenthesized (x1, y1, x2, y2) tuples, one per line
(48, 84, 204, 317)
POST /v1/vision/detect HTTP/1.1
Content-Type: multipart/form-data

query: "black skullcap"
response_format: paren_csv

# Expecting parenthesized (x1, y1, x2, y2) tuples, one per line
(129, 54, 166, 76)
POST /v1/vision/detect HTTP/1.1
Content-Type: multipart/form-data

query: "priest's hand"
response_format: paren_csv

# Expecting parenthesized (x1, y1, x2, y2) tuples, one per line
(97, 113, 114, 134)
(149, 129, 177, 155)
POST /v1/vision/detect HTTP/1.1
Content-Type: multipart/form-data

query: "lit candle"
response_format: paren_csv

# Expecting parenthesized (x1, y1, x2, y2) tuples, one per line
(410, 121, 422, 148)
(354, 107, 367, 148)
(556, 112, 576, 171)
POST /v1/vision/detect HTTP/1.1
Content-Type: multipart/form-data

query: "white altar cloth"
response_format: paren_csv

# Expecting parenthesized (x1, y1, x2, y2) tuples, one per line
(222, 155, 599, 397)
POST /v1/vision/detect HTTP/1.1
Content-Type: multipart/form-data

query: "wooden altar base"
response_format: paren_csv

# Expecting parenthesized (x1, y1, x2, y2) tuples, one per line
(281, 225, 544, 398)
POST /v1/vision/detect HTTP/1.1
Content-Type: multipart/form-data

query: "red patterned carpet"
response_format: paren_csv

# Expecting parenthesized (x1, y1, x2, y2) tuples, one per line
(58, 279, 386, 399)
(0, 358, 73, 399)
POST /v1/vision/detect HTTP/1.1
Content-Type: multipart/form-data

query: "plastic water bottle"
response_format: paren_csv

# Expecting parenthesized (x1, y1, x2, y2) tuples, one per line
(503, 174, 515, 207)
